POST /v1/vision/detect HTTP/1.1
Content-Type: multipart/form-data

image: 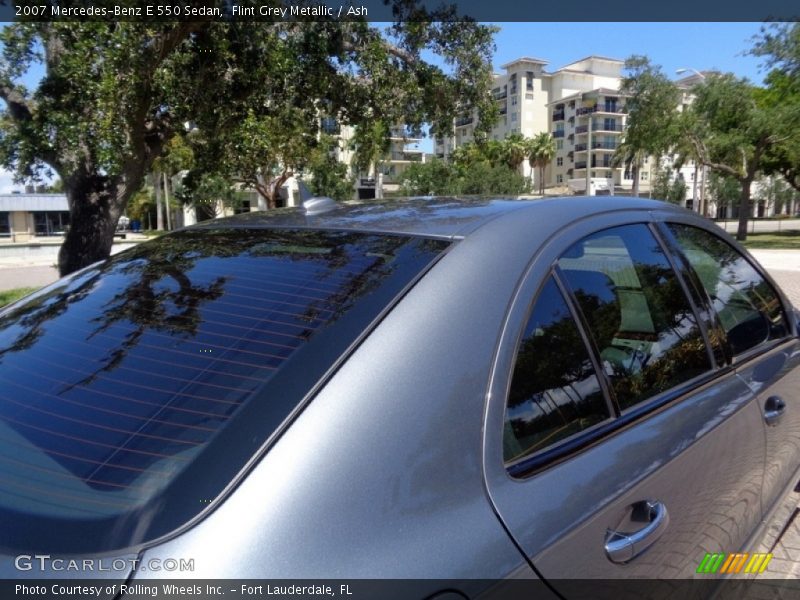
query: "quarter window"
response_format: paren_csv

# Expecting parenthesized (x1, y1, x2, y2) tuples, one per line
(503, 277, 609, 464)
(558, 224, 711, 411)
(667, 224, 788, 356)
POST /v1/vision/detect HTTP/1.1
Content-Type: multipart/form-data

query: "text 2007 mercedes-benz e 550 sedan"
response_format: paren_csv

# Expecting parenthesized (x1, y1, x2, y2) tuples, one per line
(0, 197, 798, 598)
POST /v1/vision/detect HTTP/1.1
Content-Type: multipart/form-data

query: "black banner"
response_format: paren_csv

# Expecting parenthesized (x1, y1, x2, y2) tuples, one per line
(2, 0, 799, 23)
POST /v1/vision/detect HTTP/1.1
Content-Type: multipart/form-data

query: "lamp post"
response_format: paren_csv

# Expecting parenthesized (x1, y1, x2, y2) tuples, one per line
(676, 68, 709, 217)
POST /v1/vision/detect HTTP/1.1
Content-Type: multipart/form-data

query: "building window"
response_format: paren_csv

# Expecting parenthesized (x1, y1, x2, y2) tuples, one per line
(556, 174, 563, 184)
(511, 97, 518, 106)
(641, 172, 649, 181)
(0, 212, 10, 237)
(556, 140, 563, 150)
(511, 112, 517, 122)
(624, 170, 632, 180)
(525, 93, 534, 100)
(526, 71, 534, 91)
(606, 171, 612, 178)
(556, 157, 563, 166)
(33, 211, 70, 236)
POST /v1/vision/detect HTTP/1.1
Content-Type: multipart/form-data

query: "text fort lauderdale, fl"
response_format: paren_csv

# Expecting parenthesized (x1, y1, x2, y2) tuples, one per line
(232, 4, 368, 17)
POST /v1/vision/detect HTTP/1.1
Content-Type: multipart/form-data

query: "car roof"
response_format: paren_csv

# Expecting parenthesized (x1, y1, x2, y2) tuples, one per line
(194, 196, 681, 240)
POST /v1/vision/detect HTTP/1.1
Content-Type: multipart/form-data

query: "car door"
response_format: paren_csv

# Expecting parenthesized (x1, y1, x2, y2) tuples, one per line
(484, 216, 766, 589)
(662, 222, 800, 526)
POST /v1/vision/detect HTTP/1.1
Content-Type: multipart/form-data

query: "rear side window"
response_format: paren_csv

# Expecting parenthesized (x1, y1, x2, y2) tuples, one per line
(558, 224, 712, 411)
(0, 228, 448, 553)
(667, 224, 788, 356)
(504, 277, 609, 464)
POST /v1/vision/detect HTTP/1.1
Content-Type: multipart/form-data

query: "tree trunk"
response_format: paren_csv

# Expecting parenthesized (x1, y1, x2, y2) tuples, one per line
(736, 178, 752, 242)
(59, 176, 124, 276)
(154, 171, 164, 231)
(163, 172, 172, 231)
(632, 164, 640, 197)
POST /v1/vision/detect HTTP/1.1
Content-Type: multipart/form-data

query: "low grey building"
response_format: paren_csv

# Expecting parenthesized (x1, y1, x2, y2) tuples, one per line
(0, 193, 69, 242)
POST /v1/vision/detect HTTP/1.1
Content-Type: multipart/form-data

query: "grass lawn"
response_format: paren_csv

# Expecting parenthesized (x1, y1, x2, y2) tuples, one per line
(0, 287, 38, 308)
(740, 230, 800, 250)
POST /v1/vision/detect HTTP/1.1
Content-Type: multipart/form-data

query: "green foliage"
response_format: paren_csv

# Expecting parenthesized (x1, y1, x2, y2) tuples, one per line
(707, 172, 740, 211)
(399, 157, 529, 196)
(0, 18, 498, 274)
(0, 287, 38, 308)
(306, 135, 354, 201)
(399, 159, 460, 196)
(175, 173, 241, 221)
(126, 188, 155, 223)
(651, 167, 687, 204)
(680, 72, 797, 240)
(617, 57, 681, 166)
(526, 132, 556, 194)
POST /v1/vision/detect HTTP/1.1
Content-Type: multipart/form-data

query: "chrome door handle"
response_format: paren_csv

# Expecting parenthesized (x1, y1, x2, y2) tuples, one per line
(605, 501, 669, 564)
(764, 396, 786, 427)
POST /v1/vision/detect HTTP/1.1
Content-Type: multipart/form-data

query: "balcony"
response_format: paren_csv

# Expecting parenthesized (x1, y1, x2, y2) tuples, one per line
(553, 130, 565, 138)
(577, 105, 625, 116)
(592, 122, 623, 132)
(574, 143, 587, 152)
(575, 125, 588, 134)
(390, 151, 423, 162)
(455, 116, 473, 127)
(594, 104, 624, 114)
(592, 141, 618, 150)
(499, 105, 507, 115)
(552, 111, 565, 122)
(389, 127, 421, 140)
(493, 90, 508, 100)
(575, 161, 587, 169)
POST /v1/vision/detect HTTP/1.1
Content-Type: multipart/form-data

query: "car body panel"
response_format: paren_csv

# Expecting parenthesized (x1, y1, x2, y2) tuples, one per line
(1, 196, 797, 590)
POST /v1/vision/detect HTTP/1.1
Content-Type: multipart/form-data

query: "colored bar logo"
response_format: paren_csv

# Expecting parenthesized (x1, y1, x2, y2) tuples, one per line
(696, 552, 773, 574)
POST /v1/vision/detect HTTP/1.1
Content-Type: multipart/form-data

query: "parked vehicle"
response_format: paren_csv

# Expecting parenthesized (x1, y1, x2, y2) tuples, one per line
(0, 197, 798, 597)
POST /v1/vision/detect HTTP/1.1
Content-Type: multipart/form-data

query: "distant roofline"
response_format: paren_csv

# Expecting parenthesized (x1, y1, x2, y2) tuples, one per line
(499, 56, 549, 69)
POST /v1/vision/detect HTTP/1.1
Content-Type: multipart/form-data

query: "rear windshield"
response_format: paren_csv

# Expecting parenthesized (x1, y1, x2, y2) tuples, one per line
(0, 228, 448, 553)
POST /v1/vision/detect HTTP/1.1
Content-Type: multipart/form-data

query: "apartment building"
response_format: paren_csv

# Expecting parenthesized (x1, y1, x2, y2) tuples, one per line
(435, 55, 654, 196)
(324, 119, 428, 198)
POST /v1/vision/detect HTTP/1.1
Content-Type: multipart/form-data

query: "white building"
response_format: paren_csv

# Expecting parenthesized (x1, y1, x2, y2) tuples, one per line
(435, 55, 656, 196)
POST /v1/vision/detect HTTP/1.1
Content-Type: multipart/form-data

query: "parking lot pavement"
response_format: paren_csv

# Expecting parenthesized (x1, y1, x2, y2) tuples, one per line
(0, 264, 59, 292)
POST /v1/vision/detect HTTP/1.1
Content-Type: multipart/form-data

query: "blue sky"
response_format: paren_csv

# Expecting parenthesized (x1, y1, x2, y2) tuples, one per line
(0, 22, 771, 192)
(490, 23, 767, 82)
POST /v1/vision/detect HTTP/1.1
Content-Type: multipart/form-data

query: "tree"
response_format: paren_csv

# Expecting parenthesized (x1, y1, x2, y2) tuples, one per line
(175, 172, 242, 221)
(614, 56, 681, 197)
(399, 159, 459, 196)
(399, 157, 529, 196)
(679, 73, 792, 240)
(0, 17, 497, 276)
(707, 172, 740, 218)
(651, 166, 687, 204)
(501, 132, 528, 172)
(750, 24, 800, 195)
(527, 132, 556, 195)
(306, 134, 354, 202)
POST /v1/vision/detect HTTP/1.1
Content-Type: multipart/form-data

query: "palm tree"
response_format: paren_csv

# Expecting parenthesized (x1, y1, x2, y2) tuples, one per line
(502, 133, 528, 173)
(612, 139, 647, 197)
(527, 132, 557, 195)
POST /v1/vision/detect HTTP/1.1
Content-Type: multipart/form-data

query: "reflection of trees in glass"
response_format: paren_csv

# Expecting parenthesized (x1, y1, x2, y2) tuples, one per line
(668, 224, 788, 352)
(0, 228, 445, 500)
(560, 227, 711, 411)
(505, 279, 606, 461)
